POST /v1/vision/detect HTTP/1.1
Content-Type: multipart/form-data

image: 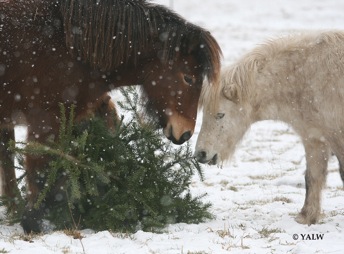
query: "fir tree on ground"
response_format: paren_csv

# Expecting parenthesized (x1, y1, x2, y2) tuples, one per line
(9, 87, 212, 232)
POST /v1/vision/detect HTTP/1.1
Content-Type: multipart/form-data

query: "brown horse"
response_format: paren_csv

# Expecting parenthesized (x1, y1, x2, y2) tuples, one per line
(0, 0, 222, 233)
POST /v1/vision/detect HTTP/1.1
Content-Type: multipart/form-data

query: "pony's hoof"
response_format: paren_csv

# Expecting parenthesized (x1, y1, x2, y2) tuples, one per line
(295, 213, 317, 225)
(295, 213, 308, 224)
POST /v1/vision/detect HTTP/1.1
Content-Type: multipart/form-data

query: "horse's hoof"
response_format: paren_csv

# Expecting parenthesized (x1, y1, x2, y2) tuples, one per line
(21, 208, 44, 234)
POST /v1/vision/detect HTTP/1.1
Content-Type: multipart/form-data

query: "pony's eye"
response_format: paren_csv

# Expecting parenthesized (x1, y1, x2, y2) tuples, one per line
(215, 113, 225, 120)
(183, 75, 193, 85)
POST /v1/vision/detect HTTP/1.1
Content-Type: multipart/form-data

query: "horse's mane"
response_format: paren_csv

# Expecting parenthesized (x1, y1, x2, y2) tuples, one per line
(59, 0, 222, 84)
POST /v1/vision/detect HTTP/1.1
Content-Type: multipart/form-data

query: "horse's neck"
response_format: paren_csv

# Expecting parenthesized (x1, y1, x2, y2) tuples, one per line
(106, 58, 158, 89)
(107, 66, 144, 89)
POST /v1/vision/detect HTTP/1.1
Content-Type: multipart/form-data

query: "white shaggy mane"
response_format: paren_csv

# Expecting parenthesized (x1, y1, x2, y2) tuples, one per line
(199, 30, 344, 113)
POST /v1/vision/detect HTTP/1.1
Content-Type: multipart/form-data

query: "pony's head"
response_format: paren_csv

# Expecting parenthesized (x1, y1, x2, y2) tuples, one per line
(195, 64, 255, 165)
(195, 44, 270, 163)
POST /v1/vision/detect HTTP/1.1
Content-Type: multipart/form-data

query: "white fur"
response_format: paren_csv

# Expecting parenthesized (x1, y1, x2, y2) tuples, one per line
(195, 30, 344, 225)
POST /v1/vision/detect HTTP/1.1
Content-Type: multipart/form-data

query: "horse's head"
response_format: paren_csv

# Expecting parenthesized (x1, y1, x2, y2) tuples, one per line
(141, 27, 222, 145)
(142, 55, 204, 145)
(59, 0, 222, 144)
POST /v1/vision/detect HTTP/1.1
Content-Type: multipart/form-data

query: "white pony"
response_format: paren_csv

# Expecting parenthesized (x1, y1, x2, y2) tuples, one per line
(195, 30, 344, 225)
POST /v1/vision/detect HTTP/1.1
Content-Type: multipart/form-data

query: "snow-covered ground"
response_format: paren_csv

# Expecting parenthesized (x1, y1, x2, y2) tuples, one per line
(1, 0, 344, 253)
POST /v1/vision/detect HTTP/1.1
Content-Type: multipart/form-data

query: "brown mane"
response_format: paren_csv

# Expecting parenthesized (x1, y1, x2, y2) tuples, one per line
(60, 0, 222, 83)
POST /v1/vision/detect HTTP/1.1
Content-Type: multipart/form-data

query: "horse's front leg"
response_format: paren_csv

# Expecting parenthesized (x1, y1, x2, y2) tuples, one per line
(296, 138, 330, 225)
(21, 154, 49, 233)
(20, 123, 56, 234)
(0, 127, 22, 213)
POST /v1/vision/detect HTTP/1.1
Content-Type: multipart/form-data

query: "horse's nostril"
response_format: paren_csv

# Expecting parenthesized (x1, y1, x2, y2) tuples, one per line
(181, 131, 191, 142)
(168, 130, 192, 145)
(195, 150, 207, 162)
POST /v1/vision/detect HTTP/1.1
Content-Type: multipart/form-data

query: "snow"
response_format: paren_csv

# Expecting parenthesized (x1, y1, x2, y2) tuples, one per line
(1, 0, 344, 253)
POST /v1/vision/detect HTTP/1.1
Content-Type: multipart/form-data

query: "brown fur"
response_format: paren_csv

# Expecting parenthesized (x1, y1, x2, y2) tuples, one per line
(196, 30, 344, 225)
(0, 0, 222, 233)
(0, 93, 118, 210)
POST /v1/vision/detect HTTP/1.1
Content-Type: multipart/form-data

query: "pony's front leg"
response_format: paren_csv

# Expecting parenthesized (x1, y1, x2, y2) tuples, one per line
(296, 138, 330, 225)
(338, 160, 344, 189)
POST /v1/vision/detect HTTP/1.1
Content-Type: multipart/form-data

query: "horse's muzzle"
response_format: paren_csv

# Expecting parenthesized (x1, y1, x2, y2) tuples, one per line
(194, 150, 218, 165)
(168, 130, 192, 145)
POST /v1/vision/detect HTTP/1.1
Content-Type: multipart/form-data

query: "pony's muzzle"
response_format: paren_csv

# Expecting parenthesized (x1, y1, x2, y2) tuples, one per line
(194, 150, 218, 165)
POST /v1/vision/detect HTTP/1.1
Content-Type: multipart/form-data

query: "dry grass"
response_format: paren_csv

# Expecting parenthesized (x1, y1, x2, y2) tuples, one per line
(272, 196, 293, 204)
(249, 173, 285, 181)
(258, 227, 283, 238)
(63, 229, 83, 239)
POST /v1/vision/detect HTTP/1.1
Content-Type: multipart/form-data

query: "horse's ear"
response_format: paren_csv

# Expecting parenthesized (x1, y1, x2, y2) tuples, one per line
(222, 83, 238, 102)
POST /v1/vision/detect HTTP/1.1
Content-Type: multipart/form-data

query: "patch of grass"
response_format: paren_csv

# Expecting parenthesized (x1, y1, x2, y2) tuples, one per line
(272, 196, 292, 204)
(258, 227, 283, 238)
(203, 181, 215, 187)
(219, 180, 229, 186)
(240, 238, 250, 250)
(242, 195, 292, 208)
(245, 157, 265, 163)
(228, 186, 238, 192)
(246, 199, 271, 206)
(61, 247, 72, 254)
(17, 233, 37, 243)
(110, 232, 135, 240)
(0, 248, 9, 254)
(217, 227, 234, 239)
(249, 173, 285, 181)
(63, 229, 83, 239)
(332, 210, 344, 216)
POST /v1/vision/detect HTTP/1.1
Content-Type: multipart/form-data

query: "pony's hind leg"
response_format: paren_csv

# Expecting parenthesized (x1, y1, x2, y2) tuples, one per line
(296, 138, 330, 225)
(338, 160, 344, 189)
(324, 138, 344, 189)
(0, 127, 21, 212)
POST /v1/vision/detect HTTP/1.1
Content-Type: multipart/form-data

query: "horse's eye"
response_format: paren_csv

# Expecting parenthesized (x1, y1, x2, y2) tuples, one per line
(215, 113, 225, 120)
(183, 75, 193, 85)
